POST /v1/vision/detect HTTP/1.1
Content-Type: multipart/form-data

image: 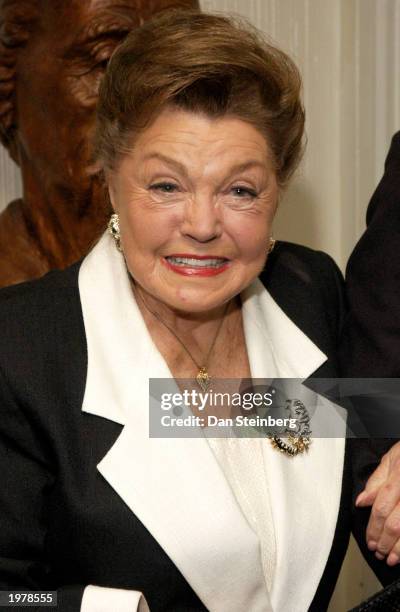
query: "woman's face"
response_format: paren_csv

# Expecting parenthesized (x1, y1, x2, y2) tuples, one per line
(108, 107, 279, 313)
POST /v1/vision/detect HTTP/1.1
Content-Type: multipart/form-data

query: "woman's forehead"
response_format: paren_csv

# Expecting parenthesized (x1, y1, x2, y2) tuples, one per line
(130, 108, 272, 167)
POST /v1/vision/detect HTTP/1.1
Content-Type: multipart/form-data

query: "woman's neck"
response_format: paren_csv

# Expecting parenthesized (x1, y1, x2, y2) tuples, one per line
(131, 280, 241, 351)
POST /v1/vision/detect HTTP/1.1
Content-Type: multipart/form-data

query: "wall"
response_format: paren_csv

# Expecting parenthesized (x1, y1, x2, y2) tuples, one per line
(0, 149, 21, 212)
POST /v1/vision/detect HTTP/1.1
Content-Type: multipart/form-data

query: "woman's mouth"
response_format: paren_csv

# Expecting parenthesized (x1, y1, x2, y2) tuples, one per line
(162, 254, 231, 276)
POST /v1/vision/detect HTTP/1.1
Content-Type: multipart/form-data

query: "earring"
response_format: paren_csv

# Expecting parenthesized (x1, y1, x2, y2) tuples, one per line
(268, 237, 276, 254)
(108, 213, 122, 251)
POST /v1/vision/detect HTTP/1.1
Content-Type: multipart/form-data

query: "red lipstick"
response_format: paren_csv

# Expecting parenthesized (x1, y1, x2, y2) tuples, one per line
(162, 253, 230, 277)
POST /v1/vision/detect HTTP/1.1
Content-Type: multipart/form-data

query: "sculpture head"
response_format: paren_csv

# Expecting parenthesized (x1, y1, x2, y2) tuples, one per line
(0, 0, 199, 203)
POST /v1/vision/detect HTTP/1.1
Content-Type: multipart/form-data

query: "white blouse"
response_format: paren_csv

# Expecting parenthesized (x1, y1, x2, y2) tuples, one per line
(205, 435, 276, 592)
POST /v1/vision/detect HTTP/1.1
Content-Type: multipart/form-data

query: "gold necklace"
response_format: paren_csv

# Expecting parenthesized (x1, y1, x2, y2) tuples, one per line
(134, 285, 232, 391)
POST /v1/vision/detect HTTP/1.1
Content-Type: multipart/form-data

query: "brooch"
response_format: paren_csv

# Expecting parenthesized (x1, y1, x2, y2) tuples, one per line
(269, 399, 312, 456)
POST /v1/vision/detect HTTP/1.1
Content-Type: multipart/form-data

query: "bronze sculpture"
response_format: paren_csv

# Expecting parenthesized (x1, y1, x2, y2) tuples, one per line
(0, 0, 198, 287)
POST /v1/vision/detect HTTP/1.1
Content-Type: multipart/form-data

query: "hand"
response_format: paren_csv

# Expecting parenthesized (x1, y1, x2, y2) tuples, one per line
(356, 442, 400, 566)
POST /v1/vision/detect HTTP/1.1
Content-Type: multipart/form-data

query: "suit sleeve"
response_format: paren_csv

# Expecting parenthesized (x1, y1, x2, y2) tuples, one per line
(0, 366, 149, 612)
(339, 131, 400, 376)
(316, 249, 347, 344)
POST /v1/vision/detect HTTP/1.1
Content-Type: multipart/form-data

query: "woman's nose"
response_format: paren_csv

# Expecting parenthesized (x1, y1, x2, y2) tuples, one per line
(180, 193, 222, 243)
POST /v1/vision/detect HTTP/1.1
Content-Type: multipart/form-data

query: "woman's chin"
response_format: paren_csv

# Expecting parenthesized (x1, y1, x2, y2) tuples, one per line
(159, 290, 236, 315)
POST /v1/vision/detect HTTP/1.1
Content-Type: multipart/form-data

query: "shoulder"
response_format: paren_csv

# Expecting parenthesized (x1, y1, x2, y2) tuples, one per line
(0, 260, 86, 393)
(0, 259, 82, 319)
(264, 238, 341, 276)
(260, 241, 346, 369)
(261, 240, 344, 307)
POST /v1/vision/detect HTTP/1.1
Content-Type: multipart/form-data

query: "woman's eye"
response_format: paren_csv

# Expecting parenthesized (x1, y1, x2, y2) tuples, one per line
(150, 182, 179, 193)
(231, 186, 257, 198)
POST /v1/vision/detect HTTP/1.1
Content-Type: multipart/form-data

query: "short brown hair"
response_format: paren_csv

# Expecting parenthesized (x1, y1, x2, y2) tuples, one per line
(95, 9, 305, 186)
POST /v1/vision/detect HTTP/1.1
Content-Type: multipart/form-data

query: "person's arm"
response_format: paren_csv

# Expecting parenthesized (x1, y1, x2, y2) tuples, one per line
(337, 131, 400, 565)
(339, 131, 400, 377)
(0, 366, 149, 612)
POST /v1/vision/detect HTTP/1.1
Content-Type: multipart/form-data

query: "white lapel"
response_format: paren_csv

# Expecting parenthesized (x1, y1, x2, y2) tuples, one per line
(79, 234, 346, 612)
(79, 233, 272, 612)
(241, 281, 346, 612)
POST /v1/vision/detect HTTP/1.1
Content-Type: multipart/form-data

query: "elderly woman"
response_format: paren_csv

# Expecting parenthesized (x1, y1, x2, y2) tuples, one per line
(1, 9, 400, 612)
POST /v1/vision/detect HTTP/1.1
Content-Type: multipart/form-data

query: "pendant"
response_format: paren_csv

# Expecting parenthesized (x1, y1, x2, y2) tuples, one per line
(196, 367, 211, 392)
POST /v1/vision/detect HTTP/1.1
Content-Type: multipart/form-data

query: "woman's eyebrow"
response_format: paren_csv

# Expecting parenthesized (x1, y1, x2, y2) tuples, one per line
(225, 160, 266, 175)
(142, 154, 266, 177)
(142, 153, 189, 177)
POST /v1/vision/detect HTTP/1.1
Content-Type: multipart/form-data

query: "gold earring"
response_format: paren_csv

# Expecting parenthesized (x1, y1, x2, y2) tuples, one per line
(268, 237, 276, 254)
(108, 213, 122, 251)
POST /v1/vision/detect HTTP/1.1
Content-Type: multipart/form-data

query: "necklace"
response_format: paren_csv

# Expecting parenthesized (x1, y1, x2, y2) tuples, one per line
(133, 285, 232, 391)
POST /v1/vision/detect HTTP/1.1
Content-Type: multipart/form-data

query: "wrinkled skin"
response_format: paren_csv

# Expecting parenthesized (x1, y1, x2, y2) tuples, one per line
(0, 0, 198, 287)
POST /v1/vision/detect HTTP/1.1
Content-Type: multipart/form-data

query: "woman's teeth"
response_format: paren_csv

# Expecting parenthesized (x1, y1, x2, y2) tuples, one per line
(166, 256, 227, 268)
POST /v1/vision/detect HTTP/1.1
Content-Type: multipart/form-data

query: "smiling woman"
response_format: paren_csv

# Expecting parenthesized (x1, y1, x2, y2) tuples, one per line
(109, 109, 278, 318)
(93, 7, 304, 387)
(1, 7, 400, 612)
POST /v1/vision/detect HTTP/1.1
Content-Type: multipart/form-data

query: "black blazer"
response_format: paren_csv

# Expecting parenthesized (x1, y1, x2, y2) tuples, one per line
(339, 131, 400, 376)
(0, 239, 398, 612)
